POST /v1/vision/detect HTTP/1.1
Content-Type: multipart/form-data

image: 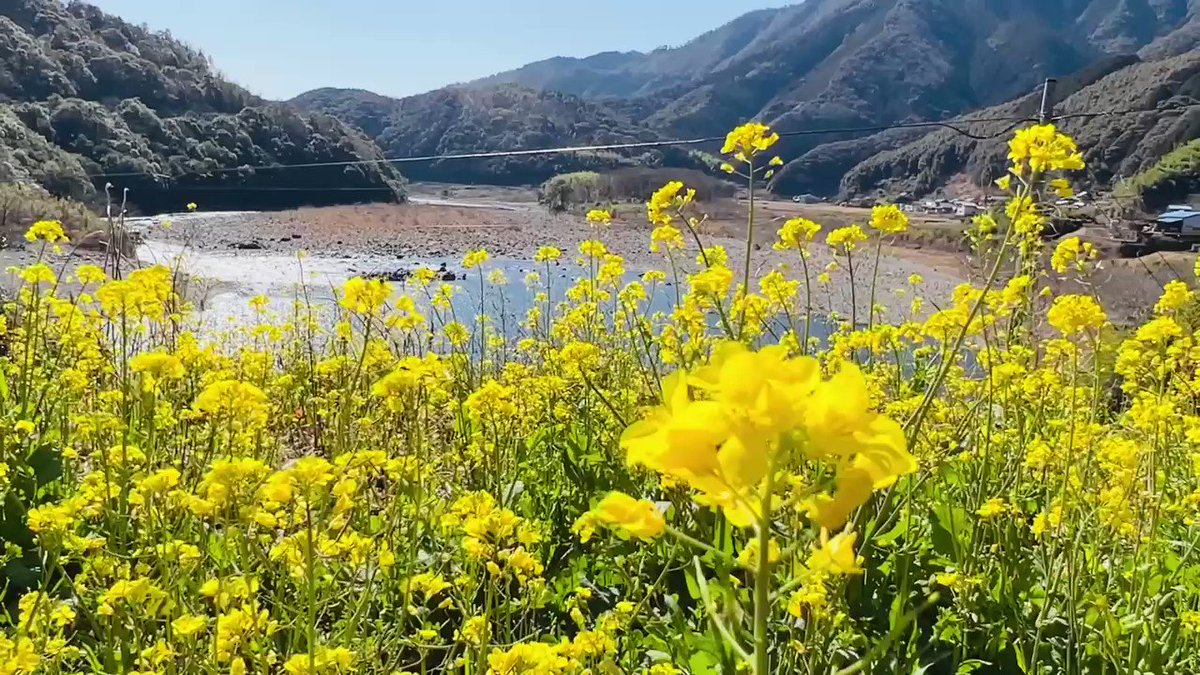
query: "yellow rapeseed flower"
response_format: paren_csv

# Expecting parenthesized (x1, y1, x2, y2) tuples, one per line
(463, 249, 490, 269)
(585, 209, 612, 226)
(826, 225, 868, 253)
(1046, 294, 1106, 336)
(976, 497, 1009, 519)
(339, 277, 393, 315)
(775, 218, 822, 251)
(1007, 124, 1085, 175)
(647, 181, 694, 225)
(534, 246, 562, 263)
(130, 351, 185, 380)
(650, 224, 685, 253)
(807, 530, 863, 576)
(25, 220, 68, 243)
(870, 204, 909, 235)
(75, 264, 106, 285)
(192, 380, 270, 427)
(1050, 236, 1097, 275)
(580, 492, 665, 541)
(1154, 280, 1193, 315)
(721, 122, 779, 158)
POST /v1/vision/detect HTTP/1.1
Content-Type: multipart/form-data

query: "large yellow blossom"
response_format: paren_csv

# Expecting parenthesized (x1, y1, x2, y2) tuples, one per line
(1007, 124, 1085, 174)
(25, 220, 68, 243)
(870, 205, 909, 235)
(576, 492, 665, 542)
(621, 343, 910, 528)
(775, 217, 822, 251)
(339, 277, 393, 315)
(1046, 294, 1106, 336)
(721, 122, 780, 158)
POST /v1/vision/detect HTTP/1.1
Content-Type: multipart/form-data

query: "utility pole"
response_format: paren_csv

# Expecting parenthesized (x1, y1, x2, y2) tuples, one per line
(1038, 78, 1058, 124)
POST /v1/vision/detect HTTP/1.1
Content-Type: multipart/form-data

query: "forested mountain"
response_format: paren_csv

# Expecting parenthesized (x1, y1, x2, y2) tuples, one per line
(295, 0, 1198, 198)
(0, 0, 405, 214)
(291, 85, 681, 186)
(836, 51, 1200, 199)
(475, 0, 1196, 140)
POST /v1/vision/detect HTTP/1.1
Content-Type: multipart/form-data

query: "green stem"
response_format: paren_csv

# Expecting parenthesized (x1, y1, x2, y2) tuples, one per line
(753, 461, 777, 674)
(740, 158, 756, 336)
(799, 251, 814, 354)
(867, 237, 883, 331)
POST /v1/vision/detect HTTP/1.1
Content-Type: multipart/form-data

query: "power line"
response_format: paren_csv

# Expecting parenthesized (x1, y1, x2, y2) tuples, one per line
(131, 186, 400, 192)
(1051, 101, 1200, 122)
(85, 115, 1036, 181)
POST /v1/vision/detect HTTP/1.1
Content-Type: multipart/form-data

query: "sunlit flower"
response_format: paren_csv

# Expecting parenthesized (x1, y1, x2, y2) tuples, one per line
(463, 249, 491, 269)
(586, 209, 612, 226)
(25, 220, 68, 243)
(1047, 294, 1106, 336)
(870, 205, 909, 235)
(339, 277, 393, 315)
(722, 122, 779, 158)
(575, 492, 665, 542)
(826, 225, 868, 253)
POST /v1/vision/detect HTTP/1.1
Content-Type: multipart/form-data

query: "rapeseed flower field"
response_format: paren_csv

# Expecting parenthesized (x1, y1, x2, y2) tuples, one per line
(0, 123, 1197, 674)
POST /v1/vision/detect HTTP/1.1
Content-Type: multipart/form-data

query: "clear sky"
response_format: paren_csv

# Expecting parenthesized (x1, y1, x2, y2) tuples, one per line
(89, 1, 786, 101)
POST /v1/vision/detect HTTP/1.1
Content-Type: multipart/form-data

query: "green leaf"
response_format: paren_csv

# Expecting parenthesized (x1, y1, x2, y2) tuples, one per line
(930, 503, 971, 559)
(684, 570, 701, 600)
(0, 494, 32, 548)
(3, 558, 40, 589)
(644, 650, 671, 663)
(27, 444, 62, 488)
(688, 647, 719, 675)
(874, 515, 911, 547)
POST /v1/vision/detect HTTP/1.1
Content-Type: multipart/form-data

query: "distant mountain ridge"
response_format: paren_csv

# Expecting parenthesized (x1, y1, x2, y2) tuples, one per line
(292, 0, 1199, 199)
(468, 7, 785, 100)
(291, 84, 673, 185)
(472, 0, 1196, 138)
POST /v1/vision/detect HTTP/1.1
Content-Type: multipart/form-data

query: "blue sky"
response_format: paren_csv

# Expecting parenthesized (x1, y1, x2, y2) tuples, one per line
(90, 1, 785, 100)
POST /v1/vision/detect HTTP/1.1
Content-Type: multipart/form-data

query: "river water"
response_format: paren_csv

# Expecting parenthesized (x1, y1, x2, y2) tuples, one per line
(135, 240, 693, 337)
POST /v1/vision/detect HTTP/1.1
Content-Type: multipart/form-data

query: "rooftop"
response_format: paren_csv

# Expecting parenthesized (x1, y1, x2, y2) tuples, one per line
(1158, 209, 1200, 223)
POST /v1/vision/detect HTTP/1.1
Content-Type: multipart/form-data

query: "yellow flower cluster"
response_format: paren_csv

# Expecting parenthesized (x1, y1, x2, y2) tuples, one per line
(622, 342, 914, 528)
(585, 209, 612, 226)
(339, 277, 393, 315)
(573, 492, 665, 542)
(826, 225, 868, 253)
(775, 217, 822, 251)
(25, 219, 68, 243)
(870, 204, 909, 235)
(1007, 123, 1085, 175)
(1050, 235, 1098, 275)
(721, 122, 780, 159)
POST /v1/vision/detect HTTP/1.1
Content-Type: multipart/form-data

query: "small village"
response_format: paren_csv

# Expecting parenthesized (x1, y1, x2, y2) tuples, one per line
(898, 194, 1087, 218)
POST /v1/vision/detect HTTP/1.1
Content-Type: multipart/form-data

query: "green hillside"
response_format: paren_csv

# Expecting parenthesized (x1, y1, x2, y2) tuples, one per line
(0, 0, 406, 216)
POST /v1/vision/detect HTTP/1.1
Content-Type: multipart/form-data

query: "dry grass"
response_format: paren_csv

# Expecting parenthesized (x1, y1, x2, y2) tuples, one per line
(0, 183, 101, 240)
